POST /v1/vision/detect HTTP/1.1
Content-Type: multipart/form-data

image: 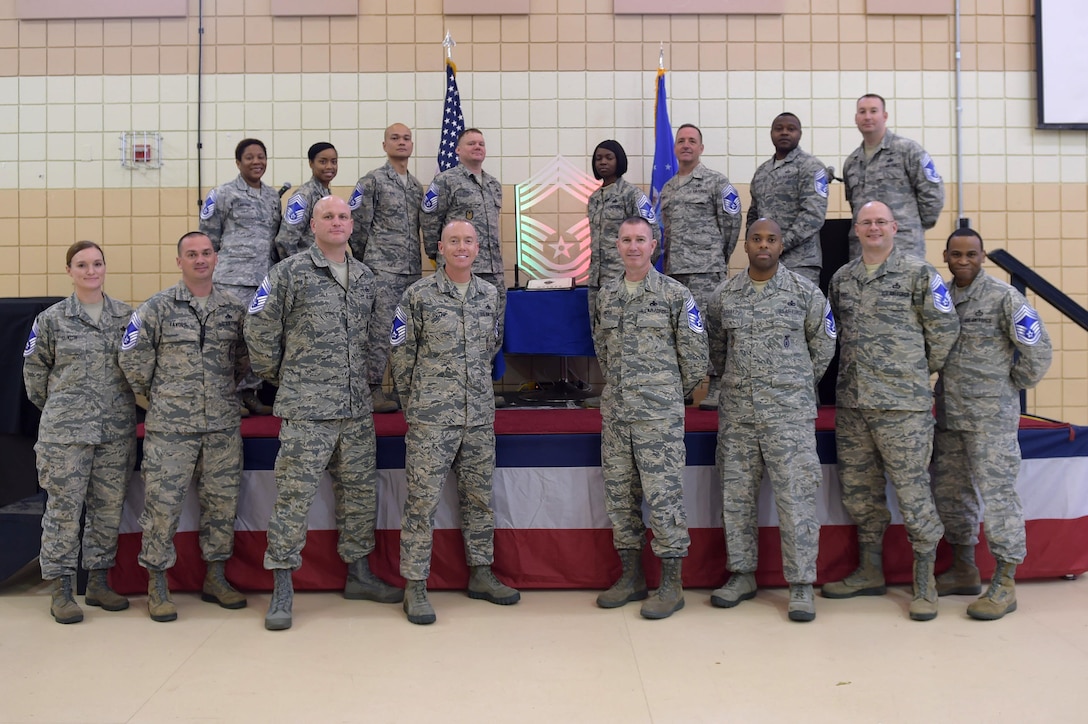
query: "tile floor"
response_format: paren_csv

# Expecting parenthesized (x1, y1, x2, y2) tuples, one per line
(1, 565, 1087, 723)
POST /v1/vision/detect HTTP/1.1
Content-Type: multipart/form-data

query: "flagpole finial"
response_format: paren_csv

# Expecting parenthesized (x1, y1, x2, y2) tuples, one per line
(658, 42, 665, 70)
(443, 30, 456, 60)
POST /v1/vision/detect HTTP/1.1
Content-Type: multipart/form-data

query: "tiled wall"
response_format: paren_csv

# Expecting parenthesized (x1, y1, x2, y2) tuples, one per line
(3, 0, 1086, 423)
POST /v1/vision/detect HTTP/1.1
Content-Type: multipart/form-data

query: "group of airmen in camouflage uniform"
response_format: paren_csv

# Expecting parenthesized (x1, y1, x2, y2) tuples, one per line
(23, 92, 1051, 629)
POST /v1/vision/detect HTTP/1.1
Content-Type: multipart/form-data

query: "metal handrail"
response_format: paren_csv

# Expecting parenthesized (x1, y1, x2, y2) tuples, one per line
(988, 249, 1088, 333)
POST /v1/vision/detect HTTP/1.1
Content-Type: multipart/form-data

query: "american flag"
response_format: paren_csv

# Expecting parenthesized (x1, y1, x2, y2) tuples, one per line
(437, 58, 465, 172)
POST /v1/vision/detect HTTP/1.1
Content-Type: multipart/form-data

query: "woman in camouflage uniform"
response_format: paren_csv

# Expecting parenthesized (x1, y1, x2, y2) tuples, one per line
(273, 141, 338, 262)
(22, 241, 137, 624)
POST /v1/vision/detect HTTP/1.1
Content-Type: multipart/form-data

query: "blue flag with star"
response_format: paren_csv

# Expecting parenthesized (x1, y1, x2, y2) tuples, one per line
(437, 58, 466, 173)
(651, 68, 678, 271)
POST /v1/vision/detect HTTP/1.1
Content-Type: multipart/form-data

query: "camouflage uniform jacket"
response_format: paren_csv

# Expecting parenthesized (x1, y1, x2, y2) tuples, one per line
(348, 161, 424, 274)
(935, 269, 1052, 431)
(273, 177, 331, 262)
(390, 268, 500, 428)
(593, 268, 709, 421)
(244, 244, 375, 420)
(829, 248, 960, 411)
(659, 162, 742, 274)
(747, 147, 829, 271)
(709, 265, 836, 424)
(843, 131, 944, 258)
(587, 177, 658, 288)
(199, 174, 283, 287)
(119, 283, 247, 434)
(23, 293, 136, 444)
(421, 163, 503, 274)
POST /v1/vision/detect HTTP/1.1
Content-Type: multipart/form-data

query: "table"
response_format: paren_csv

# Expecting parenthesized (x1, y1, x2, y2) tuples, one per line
(503, 287, 596, 401)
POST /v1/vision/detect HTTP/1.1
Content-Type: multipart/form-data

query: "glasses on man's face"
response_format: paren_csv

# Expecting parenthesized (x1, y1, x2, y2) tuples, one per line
(856, 219, 893, 228)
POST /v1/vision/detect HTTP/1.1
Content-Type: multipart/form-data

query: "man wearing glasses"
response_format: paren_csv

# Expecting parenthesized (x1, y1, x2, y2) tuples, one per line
(821, 201, 960, 622)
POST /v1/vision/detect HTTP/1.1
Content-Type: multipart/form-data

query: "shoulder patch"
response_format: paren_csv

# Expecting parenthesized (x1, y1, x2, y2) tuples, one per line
(636, 192, 658, 224)
(200, 189, 217, 220)
(390, 305, 408, 346)
(1013, 303, 1043, 346)
(120, 312, 142, 351)
(348, 181, 364, 211)
(814, 168, 829, 199)
(248, 276, 271, 315)
(23, 320, 38, 357)
(284, 193, 308, 226)
(823, 299, 837, 339)
(930, 273, 953, 313)
(422, 181, 439, 214)
(921, 153, 942, 183)
(684, 294, 705, 334)
(721, 184, 741, 216)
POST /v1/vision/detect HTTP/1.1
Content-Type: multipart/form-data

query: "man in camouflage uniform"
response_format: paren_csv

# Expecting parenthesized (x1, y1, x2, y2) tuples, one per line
(707, 218, 836, 622)
(421, 128, 506, 347)
(391, 219, 520, 625)
(843, 94, 944, 260)
(245, 195, 401, 631)
(118, 232, 249, 622)
(747, 113, 830, 287)
(593, 216, 709, 620)
(822, 201, 960, 622)
(659, 124, 742, 410)
(348, 123, 424, 414)
(198, 138, 281, 417)
(932, 228, 1052, 620)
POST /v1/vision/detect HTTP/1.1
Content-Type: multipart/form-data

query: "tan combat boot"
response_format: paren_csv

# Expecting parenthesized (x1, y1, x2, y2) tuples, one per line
(821, 544, 886, 598)
(710, 572, 757, 608)
(49, 576, 84, 624)
(698, 376, 722, 411)
(909, 549, 939, 621)
(370, 385, 399, 414)
(403, 580, 436, 625)
(147, 569, 177, 622)
(344, 556, 403, 603)
(641, 557, 685, 620)
(85, 569, 129, 611)
(265, 568, 294, 631)
(596, 549, 648, 608)
(467, 565, 520, 605)
(202, 561, 247, 609)
(967, 560, 1018, 621)
(936, 544, 982, 596)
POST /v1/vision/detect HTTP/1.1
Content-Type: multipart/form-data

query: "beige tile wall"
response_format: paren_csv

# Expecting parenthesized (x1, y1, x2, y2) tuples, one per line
(2, 0, 1085, 423)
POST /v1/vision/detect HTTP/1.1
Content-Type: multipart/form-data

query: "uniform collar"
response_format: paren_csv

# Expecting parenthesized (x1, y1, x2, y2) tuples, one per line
(950, 267, 988, 301)
(308, 243, 364, 279)
(434, 266, 482, 297)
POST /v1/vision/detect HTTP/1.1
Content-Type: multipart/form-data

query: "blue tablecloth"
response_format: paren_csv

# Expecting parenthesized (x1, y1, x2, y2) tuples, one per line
(503, 287, 595, 357)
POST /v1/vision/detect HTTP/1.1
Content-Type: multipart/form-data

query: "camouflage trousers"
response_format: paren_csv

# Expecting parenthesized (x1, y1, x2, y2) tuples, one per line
(400, 423, 496, 580)
(601, 414, 690, 557)
(35, 438, 135, 580)
(367, 270, 420, 386)
(218, 282, 261, 393)
(670, 272, 724, 376)
(138, 429, 242, 571)
(932, 424, 1027, 563)
(477, 271, 507, 350)
(265, 417, 378, 571)
(836, 407, 944, 551)
(717, 417, 821, 584)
